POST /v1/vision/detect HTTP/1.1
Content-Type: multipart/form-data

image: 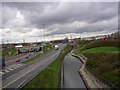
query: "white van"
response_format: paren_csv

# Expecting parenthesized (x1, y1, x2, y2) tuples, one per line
(55, 45, 59, 50)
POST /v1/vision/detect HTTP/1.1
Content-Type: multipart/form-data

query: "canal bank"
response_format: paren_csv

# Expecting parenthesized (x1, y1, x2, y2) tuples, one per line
(72, 53, 108, 89)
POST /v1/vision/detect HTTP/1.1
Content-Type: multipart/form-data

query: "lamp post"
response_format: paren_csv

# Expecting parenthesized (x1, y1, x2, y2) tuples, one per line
(42, 24, 46, 52)
(6, 31, 12, 55)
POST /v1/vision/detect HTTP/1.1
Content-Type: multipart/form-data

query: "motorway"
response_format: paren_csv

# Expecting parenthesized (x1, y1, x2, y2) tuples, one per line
(62, 52, 86, 88)
(4, 51, 43, 67)
(4, 52, 33, 67)
(2, 44, 65, 89)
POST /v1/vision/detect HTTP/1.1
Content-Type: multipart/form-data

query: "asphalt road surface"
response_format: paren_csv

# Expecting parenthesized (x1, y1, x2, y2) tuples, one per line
(4, 52, 38, 67)
(2, 44, 65, 89)
(62, 52, 86, 88)
(5, 53, 31, 61)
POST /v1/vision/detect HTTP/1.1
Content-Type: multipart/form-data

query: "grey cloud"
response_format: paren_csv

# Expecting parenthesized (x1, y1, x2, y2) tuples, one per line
(2, 2, 118, 41)
(0, 2, 2, 28)
(3, 2, 117, 27)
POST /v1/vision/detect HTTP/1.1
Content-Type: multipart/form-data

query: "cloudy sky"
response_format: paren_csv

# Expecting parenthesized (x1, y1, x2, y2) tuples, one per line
(0, 1, 118, 43)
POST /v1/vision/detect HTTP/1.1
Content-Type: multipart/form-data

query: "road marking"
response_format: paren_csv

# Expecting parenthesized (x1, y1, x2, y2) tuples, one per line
(3, 63, 43, 88)
(3, 49, 61, 88)
(0, 71, 4, 75)
(2, 64, 24, 75)
(7, 68, 14, 71)
(14, 65, 20, 68)
(17, 64, 24, 66)
(11, 66, 17, 69)
(15, 65, 20, 68)
(4, 70, 9, 73)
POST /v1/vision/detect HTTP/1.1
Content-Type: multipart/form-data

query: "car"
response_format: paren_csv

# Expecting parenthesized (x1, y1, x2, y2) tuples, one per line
(55, 45, 59, 50)
(29, 48, 35, 52)
(25, 56, 29, 59)
(25, 54, 31, 59)
(16, 58, 20, 62)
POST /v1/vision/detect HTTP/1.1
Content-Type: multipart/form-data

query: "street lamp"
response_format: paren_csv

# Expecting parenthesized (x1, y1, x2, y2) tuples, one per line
(42, 24, 46, 52)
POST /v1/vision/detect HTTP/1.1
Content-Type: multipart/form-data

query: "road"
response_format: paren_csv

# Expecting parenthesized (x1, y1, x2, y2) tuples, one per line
(4, 51, 43, 67)
(5, 53, 31, 61)
(2, 44, 65, 89)
(4, 52, 33, 67)
(1, 51, 43, 76)
(62, 52, 86, 88)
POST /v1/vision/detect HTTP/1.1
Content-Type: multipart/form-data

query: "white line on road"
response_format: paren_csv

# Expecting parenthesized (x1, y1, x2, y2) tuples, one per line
(3, 49, 62, 88)
(4, 70, 9, 73)
(7, 68, 14, 71)
(3, 62, 43, 88)
(0, 71, 4, 74)
(14, 65, 20, 68)
(17, 64, 23, 66)
(11, 66, 17, 69)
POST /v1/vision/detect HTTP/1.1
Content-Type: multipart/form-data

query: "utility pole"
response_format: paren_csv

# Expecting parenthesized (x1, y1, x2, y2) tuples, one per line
(43, 24, 45, 43)
(23, 39, 25, 43)
(2, 34, 5, 44)
(42, 24, 45, 52)
(43, 24, 47, 52)
(8, 31, 11, 44)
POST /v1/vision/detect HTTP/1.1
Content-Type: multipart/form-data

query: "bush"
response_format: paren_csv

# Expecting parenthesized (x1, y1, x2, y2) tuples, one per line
(2, 48, 17, 57)
(84, 39, 120, 50)
(85, 53, 120, 88)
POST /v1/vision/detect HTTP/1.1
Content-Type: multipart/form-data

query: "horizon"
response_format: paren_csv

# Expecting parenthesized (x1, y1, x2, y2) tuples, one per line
(0, 1, 118, 44)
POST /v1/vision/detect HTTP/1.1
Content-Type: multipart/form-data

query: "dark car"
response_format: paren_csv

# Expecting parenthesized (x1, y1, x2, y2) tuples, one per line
(16, 58, 20, 62)
(25, 54, 31, 59)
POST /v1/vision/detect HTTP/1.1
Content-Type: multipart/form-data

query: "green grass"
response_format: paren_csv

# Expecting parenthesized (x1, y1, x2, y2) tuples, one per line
(73, 39, 120, 88)
(85, 53, 120, 87)
(74, 43, 120, 55)
(22, 44, 72, 89)
(84, 39, 120, 49)
(74, 39, 120, 55)
(82, 46, 120, 53)
(2, 48, 17, 58)
(22, 57, 61, 88)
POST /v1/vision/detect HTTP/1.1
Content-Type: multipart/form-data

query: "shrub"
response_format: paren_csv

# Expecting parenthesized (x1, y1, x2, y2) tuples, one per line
(84, 39, 120, 50)
(85, 53, 120, 88)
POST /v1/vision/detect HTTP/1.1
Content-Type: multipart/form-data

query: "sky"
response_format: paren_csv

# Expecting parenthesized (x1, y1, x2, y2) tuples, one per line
(0, 1, 119, 43)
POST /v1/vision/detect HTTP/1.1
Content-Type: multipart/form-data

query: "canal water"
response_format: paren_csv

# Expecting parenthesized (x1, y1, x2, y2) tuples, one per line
(62, 52, 86, 88)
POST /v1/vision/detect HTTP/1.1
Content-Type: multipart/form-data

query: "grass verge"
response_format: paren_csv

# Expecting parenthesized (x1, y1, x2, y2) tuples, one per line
(21, 44, 72, 88)
(82, 46, 120, 53)
(74, 39, 120, 55)
(2, 48, 17, 58)
(73, 39, 120, 88)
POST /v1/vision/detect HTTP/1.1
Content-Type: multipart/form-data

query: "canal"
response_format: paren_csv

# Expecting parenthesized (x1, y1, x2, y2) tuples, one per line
(62, 52, 86, 88)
